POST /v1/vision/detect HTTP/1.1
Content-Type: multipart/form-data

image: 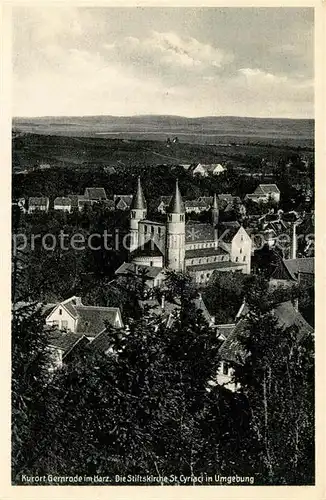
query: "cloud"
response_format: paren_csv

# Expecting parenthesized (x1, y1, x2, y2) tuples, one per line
(12, 7, 314, 118)
(103, 31, 233, 82)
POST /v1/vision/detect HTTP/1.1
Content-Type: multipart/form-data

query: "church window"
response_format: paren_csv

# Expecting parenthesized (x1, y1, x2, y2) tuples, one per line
(241, 235, 244, 242)
(235, 257, 239, 262)
(240, 248, 242, 254)
(243, 256, 246, 262)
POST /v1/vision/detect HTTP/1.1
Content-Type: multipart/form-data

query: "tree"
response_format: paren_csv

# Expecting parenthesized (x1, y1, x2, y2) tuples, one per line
(234, 280, 314, 484)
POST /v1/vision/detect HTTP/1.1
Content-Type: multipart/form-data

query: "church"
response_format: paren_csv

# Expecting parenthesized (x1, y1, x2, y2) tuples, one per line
(115, 177, 252, 287)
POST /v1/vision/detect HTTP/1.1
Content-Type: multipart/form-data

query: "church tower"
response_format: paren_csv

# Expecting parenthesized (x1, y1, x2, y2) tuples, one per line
(129, 176, 147, 252)
(212, 193, 219, 246)
(166, 179, 185, 272)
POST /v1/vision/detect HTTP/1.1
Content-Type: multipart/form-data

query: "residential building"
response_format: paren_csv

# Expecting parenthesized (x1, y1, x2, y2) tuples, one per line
(54, 197, 72, 212)
(191, 163, 225, 177)
(84, 187, 107, 202)
(45, 296, 123, 340)
(245, 184, 280, 204)
(28, 197, 50, 213)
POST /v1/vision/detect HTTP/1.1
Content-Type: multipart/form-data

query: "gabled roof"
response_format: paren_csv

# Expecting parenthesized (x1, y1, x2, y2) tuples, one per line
(88, 330, 116, 354)
(219, 300, 313, 364)
(130, 239, 163, 258)
(84, 187, 107, 200)
(54, 197, 71, 206)
(115, 195, 133, 208)
(283, 258, 314, 280)
(259, 184, 280, 194)
(186, 222, 215, 243)
(185, 200, 209, 209)
(187, 261, 243, 272)
(47, 331, 88, 357)
(29, 197, 49, 206)
(75, 306, 122, 336)
(115, 262, 164, 279)
(216, 324, 236, 341)
(185, 246, 228, 259)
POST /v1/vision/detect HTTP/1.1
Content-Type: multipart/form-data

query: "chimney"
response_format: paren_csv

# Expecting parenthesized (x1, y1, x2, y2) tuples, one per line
(291, 223, 297, 260)
(161, 293, 165, 310)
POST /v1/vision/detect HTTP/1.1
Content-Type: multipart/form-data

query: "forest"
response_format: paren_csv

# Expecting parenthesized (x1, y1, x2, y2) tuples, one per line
(12, 270, 314, 485)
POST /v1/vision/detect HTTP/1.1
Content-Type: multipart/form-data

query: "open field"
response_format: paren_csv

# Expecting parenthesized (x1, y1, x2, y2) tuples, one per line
(13, 115, 314, 147)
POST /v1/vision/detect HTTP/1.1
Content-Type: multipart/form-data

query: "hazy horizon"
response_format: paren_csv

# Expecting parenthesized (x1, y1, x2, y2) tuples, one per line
(13, 114, 314, 121)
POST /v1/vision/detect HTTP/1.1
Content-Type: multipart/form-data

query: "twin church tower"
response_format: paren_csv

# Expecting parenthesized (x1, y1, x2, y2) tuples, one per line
(129, 177, 219, 272)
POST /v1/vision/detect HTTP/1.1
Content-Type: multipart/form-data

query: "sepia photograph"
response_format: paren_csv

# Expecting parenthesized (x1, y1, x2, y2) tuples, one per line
(10, 5, 316, 488)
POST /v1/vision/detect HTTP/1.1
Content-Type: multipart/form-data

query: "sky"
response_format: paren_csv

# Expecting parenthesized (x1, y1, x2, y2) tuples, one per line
(12, 7, 314, 118)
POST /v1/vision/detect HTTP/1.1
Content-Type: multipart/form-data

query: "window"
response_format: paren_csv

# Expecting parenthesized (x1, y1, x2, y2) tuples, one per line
(181, 214, 185, 221)
(150, 261, 153, 267)
(223, 362, 229, 375)
(235, 257, 238, 262)
(151, 226, 154, 234)
(214, 257, 217, 262)
(158, 227, 161, 235)
(200, 274, 204, 280)
(168, 214, 172, 222)
(243, 256, 246, 262)
(240, 248, 242, 254)
(61, 320, 68, 329)
(131, 211, 135, 219)
(53, 320, 59, 327)
(144, 225, 148, 233)
(206, 273, 210, 278)
(59, 308, 62, 315)
(241, 235, 243, 242)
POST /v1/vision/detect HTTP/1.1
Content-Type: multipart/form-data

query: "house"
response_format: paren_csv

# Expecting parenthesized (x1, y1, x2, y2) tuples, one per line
(191, 163, 225, 177)
(54, 197, 72, 212)
(156, 196, 172, 214)
(215, 299, 313, 391)
(185, 200, 210, 214)
(28, 197, 50, 213)
(115, 262, 166, 289)
(114, 195, 133, 211)
(47, 330, 89, 371)
(272, 257, 314, 287)
(245, 184, 280, 204)
(44, 296, 123, 340)
(84, 187, 107, 202)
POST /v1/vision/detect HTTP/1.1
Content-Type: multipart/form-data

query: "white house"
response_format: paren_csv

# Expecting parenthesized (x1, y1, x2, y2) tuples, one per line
(54, 197, 72, 212)
(45, 296, 123, 339)
(191, 163, 225, 177)
(245, 184, 280, 204)
(28, 197, 50, 213)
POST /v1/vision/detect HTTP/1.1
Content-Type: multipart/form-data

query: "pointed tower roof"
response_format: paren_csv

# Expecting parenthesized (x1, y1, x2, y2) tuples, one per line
(212, 193, 218, 210)
(131, 176, 147, 210)
(167, 179, 185, 214)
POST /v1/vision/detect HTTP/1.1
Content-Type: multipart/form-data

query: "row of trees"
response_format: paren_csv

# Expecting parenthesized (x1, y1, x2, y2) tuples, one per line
(12, 270, 314, 485)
